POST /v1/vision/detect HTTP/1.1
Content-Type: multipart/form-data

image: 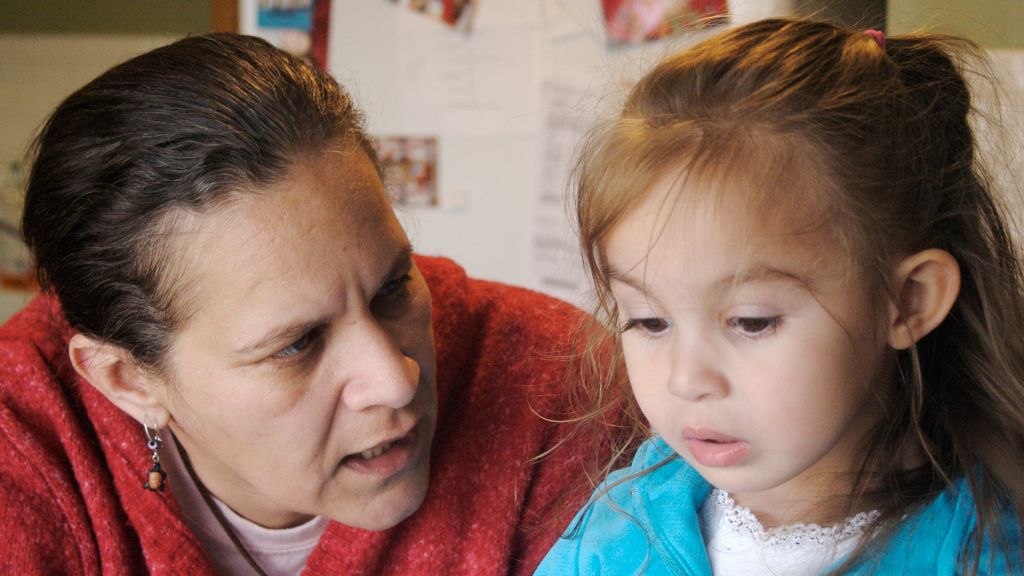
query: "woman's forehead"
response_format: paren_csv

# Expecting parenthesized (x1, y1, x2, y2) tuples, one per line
(160, 148, 403, 325)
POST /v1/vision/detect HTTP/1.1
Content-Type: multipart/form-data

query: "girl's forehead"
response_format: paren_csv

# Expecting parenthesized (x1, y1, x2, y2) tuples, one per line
(602, 166, 843, 287)
(635, 159, 831, 239)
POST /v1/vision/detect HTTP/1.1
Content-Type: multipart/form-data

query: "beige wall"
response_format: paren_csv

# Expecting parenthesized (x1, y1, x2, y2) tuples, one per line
(886, 2, 1024, 264)
(0, 0, 209, 35)
(888, 0, 1024, 49)
(0, 34, 183, 322)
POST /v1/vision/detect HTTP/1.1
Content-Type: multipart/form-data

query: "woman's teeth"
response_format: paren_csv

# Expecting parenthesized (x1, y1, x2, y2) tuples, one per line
(360, 442, 392, 460)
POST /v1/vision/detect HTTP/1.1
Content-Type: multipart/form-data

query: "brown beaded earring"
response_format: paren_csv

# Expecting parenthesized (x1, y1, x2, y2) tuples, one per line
(142, 423, 167, 492)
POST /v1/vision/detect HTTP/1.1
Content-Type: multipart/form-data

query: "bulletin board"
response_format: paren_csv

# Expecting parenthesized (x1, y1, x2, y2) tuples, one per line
(244, 1, 821, 307)
(317, 0, 793, 308)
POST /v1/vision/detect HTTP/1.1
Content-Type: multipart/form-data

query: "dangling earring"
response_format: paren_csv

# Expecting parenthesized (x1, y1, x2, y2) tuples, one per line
(143, 422, 167, 492)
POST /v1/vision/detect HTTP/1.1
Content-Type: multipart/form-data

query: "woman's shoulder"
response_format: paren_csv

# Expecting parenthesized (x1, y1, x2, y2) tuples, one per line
(0, 293, 70, 356)
(0, 295, 106, 573)
(420, 252, 593, 412)
(0, 293, 79, 420)
(415, 253, 586, 328)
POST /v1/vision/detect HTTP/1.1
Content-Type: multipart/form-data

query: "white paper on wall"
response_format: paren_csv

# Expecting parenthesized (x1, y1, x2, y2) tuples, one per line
(393, 7, 540, 137)
(727, 0, 796, 25)
(529, 80, 600, 308)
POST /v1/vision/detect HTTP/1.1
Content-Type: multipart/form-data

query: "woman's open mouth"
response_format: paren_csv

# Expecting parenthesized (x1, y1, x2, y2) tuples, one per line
(340, 426, 418, 477)
(358, 441, 393, 460)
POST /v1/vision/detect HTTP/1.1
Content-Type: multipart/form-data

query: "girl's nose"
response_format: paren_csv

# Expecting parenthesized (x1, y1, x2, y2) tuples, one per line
(340, 320, 421, 412)
(667, 333, 728, 402)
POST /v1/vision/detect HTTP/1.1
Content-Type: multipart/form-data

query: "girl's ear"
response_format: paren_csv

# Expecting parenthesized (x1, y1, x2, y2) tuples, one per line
(68, 333, 170, 428)
(887, 249, 961, 350)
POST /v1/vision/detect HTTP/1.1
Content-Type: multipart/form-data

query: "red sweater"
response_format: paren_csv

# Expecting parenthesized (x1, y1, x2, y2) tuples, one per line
(0, 255, 595, 575)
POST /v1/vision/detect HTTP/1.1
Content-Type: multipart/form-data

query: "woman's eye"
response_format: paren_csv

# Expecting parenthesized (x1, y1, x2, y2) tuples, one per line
(727, 316, 780, 337)
(371, 273, 413, 316)
(273, 330, 316, 359)
(378, 273, 412, 298)
(620, 317, 670, 335)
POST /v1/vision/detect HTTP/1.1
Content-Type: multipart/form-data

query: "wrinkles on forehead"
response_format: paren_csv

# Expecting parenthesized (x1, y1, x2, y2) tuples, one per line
(144, 144, 383, 346)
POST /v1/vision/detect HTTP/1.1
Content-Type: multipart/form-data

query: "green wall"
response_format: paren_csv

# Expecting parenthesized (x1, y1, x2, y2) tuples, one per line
(0, 0, 210, 35)
(888, 0, 1024, 49)
(2, 1, 1021, 48)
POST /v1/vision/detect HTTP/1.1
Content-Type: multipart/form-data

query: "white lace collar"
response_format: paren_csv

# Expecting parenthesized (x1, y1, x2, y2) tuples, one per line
(700, 489, 880, 576)
(711, 489, 880, 546)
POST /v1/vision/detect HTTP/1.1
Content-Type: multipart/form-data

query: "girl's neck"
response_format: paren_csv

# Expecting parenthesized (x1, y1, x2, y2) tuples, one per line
(731, 489, 853, 529)
(730, 439, 926, 529)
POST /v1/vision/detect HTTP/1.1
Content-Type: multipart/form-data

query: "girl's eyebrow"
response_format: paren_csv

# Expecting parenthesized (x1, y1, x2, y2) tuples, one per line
(605, 265, 645, 292)
(721, 265, 811, 290)
(606, 263, 812, 294)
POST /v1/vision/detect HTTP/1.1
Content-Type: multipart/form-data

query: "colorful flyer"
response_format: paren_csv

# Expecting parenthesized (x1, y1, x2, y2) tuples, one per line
(387, 0, 478, 32)
(603, 0, 728, 45)
(373, 136, 440, 208)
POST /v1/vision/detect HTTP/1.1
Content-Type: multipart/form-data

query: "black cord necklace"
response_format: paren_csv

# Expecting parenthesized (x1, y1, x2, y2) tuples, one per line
(172, 435, 269, 576)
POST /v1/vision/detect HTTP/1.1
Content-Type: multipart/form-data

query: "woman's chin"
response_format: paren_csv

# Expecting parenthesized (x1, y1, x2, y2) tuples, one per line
(333, 467, 432, 531)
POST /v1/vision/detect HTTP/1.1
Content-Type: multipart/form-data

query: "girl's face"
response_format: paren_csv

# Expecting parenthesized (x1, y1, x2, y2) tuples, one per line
(153, 146, 437, 530)
(604, 173, 892, 524)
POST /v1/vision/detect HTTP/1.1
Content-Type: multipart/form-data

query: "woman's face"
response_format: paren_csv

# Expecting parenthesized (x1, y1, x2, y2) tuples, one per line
(155, 146, 437, 530)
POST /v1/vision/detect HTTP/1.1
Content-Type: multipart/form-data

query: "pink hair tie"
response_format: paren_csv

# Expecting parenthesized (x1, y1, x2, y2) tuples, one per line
(864, 29, 886, 51)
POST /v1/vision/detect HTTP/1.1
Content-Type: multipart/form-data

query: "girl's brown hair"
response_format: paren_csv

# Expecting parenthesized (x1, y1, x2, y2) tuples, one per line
(572, 17, 1024, 572)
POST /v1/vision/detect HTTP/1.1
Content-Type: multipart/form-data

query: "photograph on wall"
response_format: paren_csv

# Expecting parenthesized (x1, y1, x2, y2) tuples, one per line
(374, 136, 439, 208)
(0, 160, 32, 290)
(254, 0, 331, 68)
(603, 0, 728, 45)
(387, 0, 478, 32)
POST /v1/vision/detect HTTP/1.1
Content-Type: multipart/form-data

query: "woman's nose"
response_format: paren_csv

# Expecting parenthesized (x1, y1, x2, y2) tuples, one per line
(339, 320, 421, 412)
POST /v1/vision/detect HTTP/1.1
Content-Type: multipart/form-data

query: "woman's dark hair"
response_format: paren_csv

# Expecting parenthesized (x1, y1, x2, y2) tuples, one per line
(571, 18, 1024, 573)
(22, 33, 379, 370)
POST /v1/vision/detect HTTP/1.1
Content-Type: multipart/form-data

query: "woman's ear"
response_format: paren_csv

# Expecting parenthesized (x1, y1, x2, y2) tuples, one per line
(887, 249, 961, 350)
(68, 333, 169, 427)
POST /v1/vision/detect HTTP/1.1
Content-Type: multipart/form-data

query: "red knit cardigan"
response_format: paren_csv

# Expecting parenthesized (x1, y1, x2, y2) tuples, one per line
(0, 255, 596, 575)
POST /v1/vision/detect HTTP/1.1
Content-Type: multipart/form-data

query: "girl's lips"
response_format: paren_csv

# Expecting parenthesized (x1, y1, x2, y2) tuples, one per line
(683, 427, 750, 467)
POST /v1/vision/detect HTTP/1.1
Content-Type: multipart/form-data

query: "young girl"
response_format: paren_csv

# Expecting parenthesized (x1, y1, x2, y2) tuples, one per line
(536, 17, 1024, 575)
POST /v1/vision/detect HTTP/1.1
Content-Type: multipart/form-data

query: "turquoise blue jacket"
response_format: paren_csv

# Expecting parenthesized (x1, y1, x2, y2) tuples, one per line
(535, 438, 1021, 575)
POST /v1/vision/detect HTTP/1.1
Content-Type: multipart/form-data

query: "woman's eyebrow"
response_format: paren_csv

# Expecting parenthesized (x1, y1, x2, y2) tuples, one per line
(387, 243, 415, 279)
(233, 243, 416, 358)
(233, 317, 328, 358)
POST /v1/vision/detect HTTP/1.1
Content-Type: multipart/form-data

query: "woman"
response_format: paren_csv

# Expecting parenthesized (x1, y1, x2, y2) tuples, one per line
(0, 34, 595, 575)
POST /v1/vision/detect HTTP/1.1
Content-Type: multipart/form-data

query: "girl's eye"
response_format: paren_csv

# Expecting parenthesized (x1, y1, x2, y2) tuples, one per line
(620, 317, 671, 335)
(273, 329, 318, 359)
(727, 316, 780, 337)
